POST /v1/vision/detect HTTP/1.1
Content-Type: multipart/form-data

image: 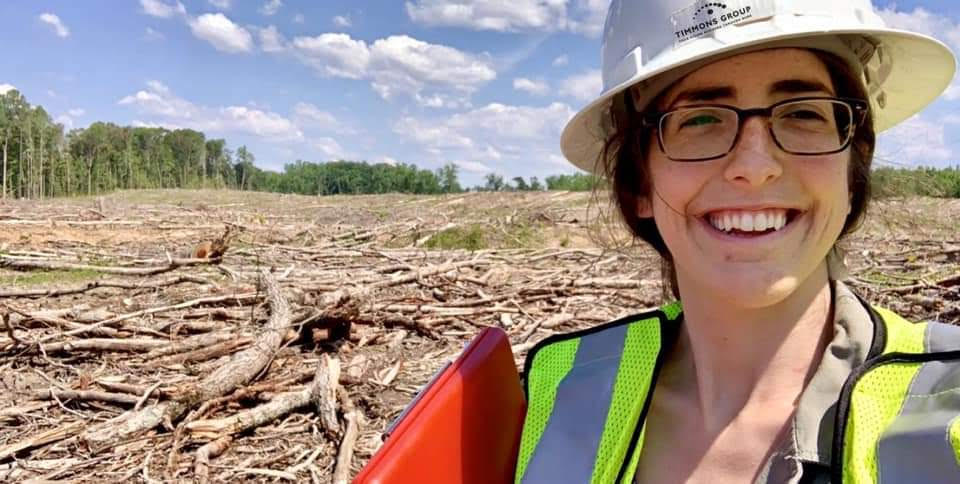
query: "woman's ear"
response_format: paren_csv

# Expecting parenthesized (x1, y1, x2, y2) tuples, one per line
(636, 196, 653, 218)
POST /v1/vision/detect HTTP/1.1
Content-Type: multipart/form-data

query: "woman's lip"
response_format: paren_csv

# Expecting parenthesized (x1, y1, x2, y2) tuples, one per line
(696, 210, 805, 243)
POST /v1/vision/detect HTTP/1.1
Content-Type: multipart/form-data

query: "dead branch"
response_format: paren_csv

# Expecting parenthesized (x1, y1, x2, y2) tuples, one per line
(149, 337, 253, 367)
(39, 338, 170, 354)
(0, 255, 222, 276)
(185, 354, 341, 440)
(195, 436, 232, 484)
(31, 292, 260, 344)
(313, 354, 341, 437)
(332, 388, 361, 484)
(0, 421, 85, 462)
(142, 332, 237, 359)
(79, 270, 289, 451)
(0, 401, 55, 421)
(2, 303, 120, 338)
(0, 274, 210, 298)
(31, 388, 141, 405)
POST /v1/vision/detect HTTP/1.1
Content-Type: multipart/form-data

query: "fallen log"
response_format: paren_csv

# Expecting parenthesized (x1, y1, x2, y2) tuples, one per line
(78, 270, 290, 452)
(0, 255, 222, 276)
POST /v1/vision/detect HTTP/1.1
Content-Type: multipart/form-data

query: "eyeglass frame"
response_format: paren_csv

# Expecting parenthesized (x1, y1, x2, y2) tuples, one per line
(640, 96, 870, 162)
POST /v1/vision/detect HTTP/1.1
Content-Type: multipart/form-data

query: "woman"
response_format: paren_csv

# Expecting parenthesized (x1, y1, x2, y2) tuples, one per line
(514, 1, 958, 483)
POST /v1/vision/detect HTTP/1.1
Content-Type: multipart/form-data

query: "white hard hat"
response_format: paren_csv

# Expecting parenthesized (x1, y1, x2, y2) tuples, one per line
(561, 0, 957, 174)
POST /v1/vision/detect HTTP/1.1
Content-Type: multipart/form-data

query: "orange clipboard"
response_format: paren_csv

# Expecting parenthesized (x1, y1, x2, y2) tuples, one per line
(354, 327, 526, 484)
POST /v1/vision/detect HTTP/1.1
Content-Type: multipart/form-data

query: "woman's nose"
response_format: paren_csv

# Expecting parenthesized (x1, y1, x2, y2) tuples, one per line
(722, 116, 784, 187)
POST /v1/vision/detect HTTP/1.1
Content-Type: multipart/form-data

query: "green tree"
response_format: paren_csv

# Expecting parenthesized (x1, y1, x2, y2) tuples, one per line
(529, 176, 543, 191)
(165, 129, 206, 187)
(512, 176, 529, 191)
(234, 145, 256, 190)
(484, 173, 505, 191)
(436, 163, 462, 193)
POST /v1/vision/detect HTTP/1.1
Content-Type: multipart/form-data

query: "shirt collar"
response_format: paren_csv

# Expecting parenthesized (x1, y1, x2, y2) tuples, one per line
(790, 280, 876, 465)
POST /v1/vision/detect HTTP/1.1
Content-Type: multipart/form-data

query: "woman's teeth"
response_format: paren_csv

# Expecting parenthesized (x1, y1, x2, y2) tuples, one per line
(707, 210, 788, 233)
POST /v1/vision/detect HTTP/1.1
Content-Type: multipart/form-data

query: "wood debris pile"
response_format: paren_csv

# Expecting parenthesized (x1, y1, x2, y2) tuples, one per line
(0, 190, 956, 482)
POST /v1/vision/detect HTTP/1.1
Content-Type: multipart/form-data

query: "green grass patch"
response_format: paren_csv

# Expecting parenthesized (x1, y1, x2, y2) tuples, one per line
(0, 269, 103, 287)
(424, 225, 487, 250)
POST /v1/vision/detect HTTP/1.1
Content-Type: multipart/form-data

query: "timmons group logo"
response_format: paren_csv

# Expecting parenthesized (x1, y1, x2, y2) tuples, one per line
(671, 0, 756, 43)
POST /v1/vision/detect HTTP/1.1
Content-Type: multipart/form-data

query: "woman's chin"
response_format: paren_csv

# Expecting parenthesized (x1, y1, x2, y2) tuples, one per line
(681, 269, 803, 309)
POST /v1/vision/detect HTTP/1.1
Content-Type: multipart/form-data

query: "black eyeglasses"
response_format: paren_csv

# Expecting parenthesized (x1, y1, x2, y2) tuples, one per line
(642, 97, 869, 162)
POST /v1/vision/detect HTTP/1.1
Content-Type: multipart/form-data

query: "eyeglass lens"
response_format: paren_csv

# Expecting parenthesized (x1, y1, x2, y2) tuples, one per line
(659, 99, 855, 161)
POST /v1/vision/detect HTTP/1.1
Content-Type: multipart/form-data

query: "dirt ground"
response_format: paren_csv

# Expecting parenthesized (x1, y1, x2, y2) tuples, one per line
(0, 189, 957, 482)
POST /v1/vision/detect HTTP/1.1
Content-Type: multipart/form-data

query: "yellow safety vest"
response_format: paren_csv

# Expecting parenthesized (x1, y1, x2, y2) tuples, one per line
(515, 299, 960, 483)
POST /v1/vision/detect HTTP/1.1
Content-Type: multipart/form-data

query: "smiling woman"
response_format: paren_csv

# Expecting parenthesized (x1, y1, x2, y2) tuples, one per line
(514, 1, 960, 483)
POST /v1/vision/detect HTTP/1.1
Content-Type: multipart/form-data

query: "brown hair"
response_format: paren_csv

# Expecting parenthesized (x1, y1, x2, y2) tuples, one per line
(600, 50, 876, 299)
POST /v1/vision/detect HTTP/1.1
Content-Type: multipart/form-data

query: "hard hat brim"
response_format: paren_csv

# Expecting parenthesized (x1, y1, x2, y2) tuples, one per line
(561, 28, 956, 175)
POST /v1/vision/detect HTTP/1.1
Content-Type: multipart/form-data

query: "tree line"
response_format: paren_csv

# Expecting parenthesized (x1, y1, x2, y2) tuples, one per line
(1, 88, 251, 198)
(1, 88, 957, 199)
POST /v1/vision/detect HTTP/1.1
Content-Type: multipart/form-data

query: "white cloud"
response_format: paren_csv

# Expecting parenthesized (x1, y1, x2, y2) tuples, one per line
(405, 0, 608, 37)
(406, 0, 567, 32)
(395, 102, 575, 175)
(333, 15, 352, 28)
(119, 80, 198, 118)
(55, 114, 74, 130)
(39, 13, 70, 38)
(313, 137, 345, 158)
(369, 35, 496, 99)
(188, 13, 253, 53)
(119, 80, 303, 142)
(552, 54, 569, 67)
(293, 13, 305, 24)
(942, 114, 960, 125)
(876, 113, 954, 167)
(145, 27, 165, 40)
(209, 0, 232, 9)
(377, 156, 399, 166)
(220, 106, 303, 141)
(566, 0, 607, 37)
(446, 102, 574, 141)
(290, 33, 496, 107)
(259, 0, 283, 16)
(455, 160, 492, 173)
(877, 6, 960, 102)
(0, 84, 17, 95)
(558, 69, 602, 102)
(132, 119, 183, 130)
(67, 108, 85, 117)
(292, 102, 349, 133)
(140, 0, 186, 18)
(513, 77, 550, 96)
(258, 25, 286, 53)
(291, 33, 370, 79)
(395, 117, 475, 149)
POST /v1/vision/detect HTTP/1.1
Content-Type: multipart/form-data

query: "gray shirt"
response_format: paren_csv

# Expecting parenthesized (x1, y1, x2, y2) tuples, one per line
(753, 281, 875, 483)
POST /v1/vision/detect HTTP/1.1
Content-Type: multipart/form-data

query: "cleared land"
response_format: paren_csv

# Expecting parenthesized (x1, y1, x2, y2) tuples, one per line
(0, 189, 958, 482)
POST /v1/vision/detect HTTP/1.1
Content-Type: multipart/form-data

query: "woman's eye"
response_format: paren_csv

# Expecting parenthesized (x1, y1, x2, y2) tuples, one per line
(680, 115, 721, 127)
(783, 109, 827, 121)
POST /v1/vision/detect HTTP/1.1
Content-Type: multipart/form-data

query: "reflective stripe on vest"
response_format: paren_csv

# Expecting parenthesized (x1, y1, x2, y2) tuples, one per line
(515, 303, 681, 484)
(838, 308, 960, 484)
(518, 302, 960, 484)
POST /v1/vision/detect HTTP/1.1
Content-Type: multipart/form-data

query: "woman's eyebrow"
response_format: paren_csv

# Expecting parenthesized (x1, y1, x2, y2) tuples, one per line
(668, 86, 735, 105)
(769, 79, 833, 95)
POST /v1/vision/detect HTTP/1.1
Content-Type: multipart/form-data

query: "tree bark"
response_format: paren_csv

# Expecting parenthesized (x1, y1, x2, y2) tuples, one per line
(39, 124, 44, 199)
(18, 120, 23, 198)
(2, 128, 7, 200)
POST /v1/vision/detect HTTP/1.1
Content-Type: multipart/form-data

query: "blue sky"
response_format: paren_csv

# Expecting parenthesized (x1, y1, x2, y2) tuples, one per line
(1, 1, 959, 187)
